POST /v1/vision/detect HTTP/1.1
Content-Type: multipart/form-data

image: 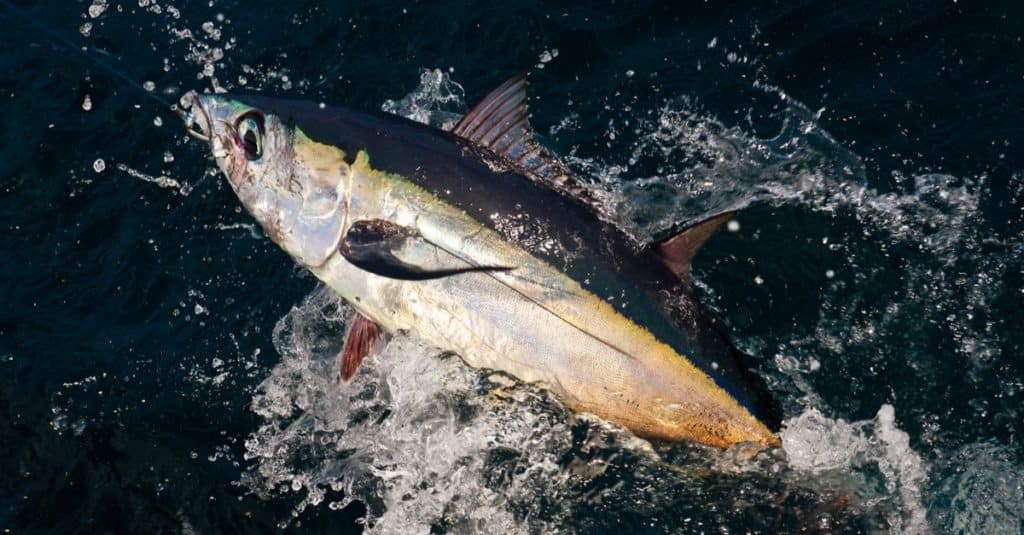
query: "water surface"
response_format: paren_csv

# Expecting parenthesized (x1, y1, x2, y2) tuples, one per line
(1, 1, 1022, 533)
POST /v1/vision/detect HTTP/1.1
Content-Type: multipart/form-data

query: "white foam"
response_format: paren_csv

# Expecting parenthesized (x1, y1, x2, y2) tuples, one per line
(236, 71, 981, 532)
(781, 405, 930, 533)
(155, 52, 1016, 532)
(242, 287, 581, 532)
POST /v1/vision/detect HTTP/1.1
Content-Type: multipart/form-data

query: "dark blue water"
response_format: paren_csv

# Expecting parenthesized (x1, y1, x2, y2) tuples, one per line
(2, 1, 1022, 533)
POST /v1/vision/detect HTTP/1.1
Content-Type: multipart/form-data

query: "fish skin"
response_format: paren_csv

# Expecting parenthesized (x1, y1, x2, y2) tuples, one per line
(183, 88, 781, 449)
(206, 93, 782, 430)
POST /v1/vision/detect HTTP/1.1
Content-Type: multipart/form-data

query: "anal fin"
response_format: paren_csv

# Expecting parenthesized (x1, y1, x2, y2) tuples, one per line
(339, 312, 383, 382)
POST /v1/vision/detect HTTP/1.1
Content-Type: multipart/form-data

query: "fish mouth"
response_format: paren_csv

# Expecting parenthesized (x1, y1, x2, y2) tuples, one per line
(178, 92, 248, 186)
(178, 90, 212, 142)
(178, 91, 235, 165)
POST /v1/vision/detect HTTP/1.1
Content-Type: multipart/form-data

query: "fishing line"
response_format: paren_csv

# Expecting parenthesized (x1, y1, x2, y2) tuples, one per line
(0, 0, 219, 198)
(0, 0, 180, 110)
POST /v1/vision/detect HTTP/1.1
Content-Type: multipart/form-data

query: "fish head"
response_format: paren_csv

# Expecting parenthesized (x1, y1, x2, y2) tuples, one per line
(181, 92, 348, 268)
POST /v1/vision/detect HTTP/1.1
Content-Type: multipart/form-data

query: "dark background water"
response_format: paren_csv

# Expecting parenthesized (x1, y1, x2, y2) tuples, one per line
(2, 1, 1022, 533)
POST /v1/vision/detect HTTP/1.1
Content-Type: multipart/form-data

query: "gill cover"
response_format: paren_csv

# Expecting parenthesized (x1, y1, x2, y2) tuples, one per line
(193, 94, 349, 268)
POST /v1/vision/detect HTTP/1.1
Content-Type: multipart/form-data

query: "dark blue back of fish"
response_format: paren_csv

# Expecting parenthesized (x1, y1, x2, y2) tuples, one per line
(234, 94, 782, 432)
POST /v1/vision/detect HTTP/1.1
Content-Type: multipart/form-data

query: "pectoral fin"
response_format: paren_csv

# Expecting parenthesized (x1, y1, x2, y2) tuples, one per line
(339, 311, 383, 382)
(338, 219, 512, 280)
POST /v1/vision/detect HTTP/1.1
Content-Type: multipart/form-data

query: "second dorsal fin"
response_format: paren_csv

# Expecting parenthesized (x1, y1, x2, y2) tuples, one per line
(655, 211, 735, 282)
(453, 74, 609, 218)
(454, 74, 534, 158)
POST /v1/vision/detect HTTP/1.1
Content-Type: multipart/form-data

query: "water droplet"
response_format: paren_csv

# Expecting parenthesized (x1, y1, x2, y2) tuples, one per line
(538, 49, 559, 64)
(87, 0, 108, 19)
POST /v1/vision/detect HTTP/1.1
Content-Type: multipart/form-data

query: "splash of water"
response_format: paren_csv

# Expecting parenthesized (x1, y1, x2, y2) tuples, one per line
(235, 70, 936, 532)
(231, 66, 1024, 532)
(781, 405, 929, 533)
(41, 2, 1021, 530)
(117, 163, 193, 195)
(380, 68, 467, 131)
(242, 287, 583, 532)
(933, 441, 1024, 533)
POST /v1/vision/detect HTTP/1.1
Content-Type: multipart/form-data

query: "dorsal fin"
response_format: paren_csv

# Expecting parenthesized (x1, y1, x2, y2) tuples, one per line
(655, 212, 734, 282)
(454, 74, 609, 218)
(339, 312, 383, 382)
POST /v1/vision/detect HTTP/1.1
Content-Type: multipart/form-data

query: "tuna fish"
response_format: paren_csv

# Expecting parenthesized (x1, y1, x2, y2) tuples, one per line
(181, 74, 782, 449)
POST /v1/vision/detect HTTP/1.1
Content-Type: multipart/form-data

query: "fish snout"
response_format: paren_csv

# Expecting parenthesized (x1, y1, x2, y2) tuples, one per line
(178, 92, 242, 177)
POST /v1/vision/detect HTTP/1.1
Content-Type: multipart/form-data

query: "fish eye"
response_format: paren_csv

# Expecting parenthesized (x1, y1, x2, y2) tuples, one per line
(234, 111, 265, 160)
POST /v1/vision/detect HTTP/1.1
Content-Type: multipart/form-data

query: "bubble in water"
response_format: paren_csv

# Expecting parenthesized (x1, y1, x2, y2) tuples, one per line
(81, 94, 92, 111)
(92, 158, 105, 173)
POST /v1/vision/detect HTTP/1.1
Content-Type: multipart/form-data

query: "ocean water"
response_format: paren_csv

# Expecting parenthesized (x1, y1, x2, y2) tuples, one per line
(2, 1, 1022, 533)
